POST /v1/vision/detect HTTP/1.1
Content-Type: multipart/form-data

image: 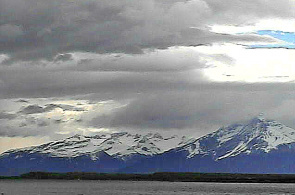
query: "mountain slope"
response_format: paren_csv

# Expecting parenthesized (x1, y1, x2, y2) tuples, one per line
(1, 132, 190, 158)
(0, 151, 125, 176)
(121, 117, 295, 173)
(3, 117, 295, 175)
(180, 116, 295, 160)
(0, 132, 190, 176)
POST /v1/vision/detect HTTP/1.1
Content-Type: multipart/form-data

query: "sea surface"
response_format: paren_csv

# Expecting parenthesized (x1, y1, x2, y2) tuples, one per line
(1, 180, 295, 195)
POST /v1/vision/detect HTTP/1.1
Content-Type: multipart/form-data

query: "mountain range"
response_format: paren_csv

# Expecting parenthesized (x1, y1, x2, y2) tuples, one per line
(2, 116, 295, 176)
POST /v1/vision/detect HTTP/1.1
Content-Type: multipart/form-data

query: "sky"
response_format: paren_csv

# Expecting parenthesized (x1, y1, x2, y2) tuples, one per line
(1, 0, 295, 153)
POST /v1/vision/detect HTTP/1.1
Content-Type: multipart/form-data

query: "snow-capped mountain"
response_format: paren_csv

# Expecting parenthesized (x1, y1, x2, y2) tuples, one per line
(181, 116, 295, 160)
(3, 116, 295, 176)
(0, 132, 190, 160)
(120, 117, 295, 174)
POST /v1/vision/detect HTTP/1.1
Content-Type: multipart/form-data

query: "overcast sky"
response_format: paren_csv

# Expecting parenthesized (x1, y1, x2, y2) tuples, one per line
(1, 0, 295, 153)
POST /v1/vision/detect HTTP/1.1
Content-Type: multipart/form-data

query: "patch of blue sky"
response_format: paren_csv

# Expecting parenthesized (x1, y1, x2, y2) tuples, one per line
(250, 30, 295, 49)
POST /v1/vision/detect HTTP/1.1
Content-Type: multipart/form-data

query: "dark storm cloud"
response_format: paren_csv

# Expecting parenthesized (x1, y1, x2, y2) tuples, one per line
(73, 48, 204, 73)
(0, 0, 284, 62)
(86, 84, 295, 131)
(0, 61, 209, 98)
(45, 104, 85, 112)
(108, 91, 282, 129)
(19, 104, 85, 115)
(19, 105, 45, 114)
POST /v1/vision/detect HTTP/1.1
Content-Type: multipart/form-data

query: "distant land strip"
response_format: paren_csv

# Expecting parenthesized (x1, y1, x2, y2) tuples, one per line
(2, 172, 295, 183)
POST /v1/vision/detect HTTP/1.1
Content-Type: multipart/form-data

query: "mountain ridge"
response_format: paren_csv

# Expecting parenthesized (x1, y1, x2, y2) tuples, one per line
(177, 116, 295, 160)
(0, 131, 191, 160)
(2, 117, 295, 176)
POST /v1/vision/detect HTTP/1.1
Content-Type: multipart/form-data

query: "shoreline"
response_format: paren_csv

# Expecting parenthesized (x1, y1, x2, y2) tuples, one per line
(2, 172, 295, 183)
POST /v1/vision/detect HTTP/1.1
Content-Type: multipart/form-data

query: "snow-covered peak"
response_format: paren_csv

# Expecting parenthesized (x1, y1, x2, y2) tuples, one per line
(182, 117, 295, 160)
(2, 132, 190, 159)
(4, 117, 295, 162)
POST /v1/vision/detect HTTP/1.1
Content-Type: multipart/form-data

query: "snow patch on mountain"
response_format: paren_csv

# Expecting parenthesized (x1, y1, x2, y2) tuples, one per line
(1, 132, 190, 160)
(3, 116, 295, 163)
(180, 117, 295, 160)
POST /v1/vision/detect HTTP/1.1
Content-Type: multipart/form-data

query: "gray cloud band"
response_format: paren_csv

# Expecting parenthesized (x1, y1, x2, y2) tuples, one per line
(0, 0, 285, 63)
(0, 0, 295, 138)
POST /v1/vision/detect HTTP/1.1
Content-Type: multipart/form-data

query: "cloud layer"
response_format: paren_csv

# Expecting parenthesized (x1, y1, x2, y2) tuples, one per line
(0, 0, 285, 62)
(1, 0, 295, 152)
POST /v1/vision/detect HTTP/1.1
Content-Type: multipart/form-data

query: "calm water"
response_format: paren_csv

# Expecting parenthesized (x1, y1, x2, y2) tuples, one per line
(1, 180, 295, 195)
